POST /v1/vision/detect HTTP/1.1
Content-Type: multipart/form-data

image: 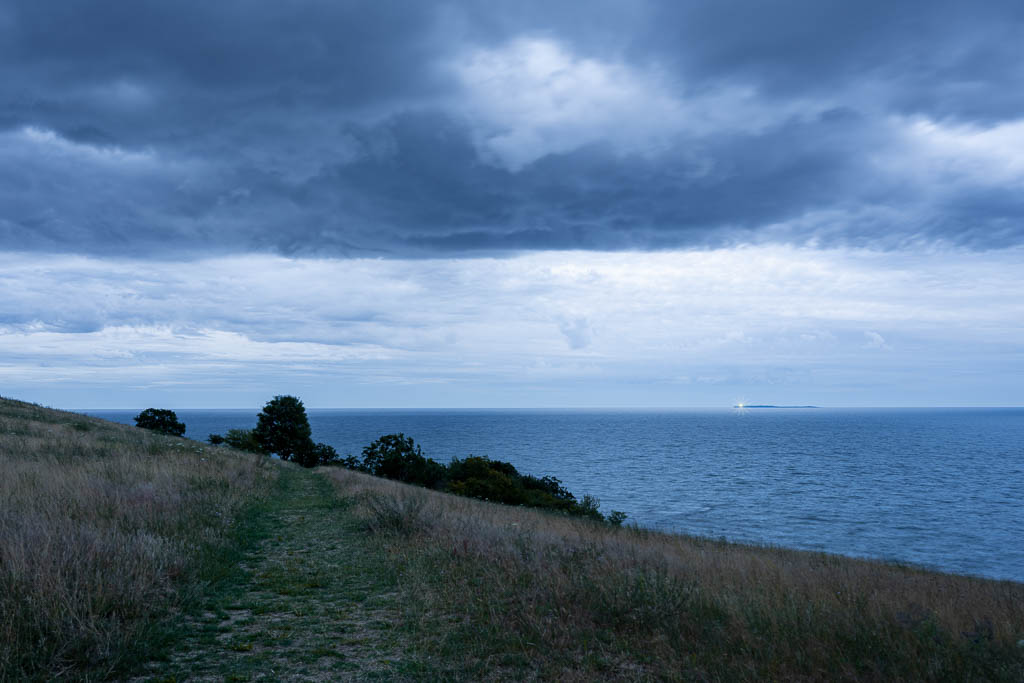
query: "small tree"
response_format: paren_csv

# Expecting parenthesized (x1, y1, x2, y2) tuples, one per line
(251, 395, 335, 467)
(253, 395, 313, 461)
(134, 408, 186, 437)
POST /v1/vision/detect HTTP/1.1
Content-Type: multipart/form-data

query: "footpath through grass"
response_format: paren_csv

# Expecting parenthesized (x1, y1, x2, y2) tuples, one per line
(136, 467, 411, 682)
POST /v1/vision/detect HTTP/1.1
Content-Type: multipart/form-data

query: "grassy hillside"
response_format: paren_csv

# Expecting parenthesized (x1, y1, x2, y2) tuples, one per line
(0, 397, 277, 680)
(322, 467, 1024, 681)
(2, 396, 1023, 681)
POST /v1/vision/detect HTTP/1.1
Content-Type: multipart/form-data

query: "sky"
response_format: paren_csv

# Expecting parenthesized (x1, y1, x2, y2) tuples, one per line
(1, 0, 1022, 408)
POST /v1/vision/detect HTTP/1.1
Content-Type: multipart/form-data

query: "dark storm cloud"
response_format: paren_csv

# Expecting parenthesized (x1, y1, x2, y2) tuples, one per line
(1, 1, 444, 105)
(640, 2, 1024, 99)
(1, 0, 1023, 257)
(316, 109, 881, 252)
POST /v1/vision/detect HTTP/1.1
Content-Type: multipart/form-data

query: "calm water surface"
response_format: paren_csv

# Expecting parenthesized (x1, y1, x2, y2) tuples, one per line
(85, 408, 1024, 582)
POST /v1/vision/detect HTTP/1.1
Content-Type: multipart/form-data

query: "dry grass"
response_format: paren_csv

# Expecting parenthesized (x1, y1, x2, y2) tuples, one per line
(324, 466, 1024, 681)
(4, 393, 1021, 681)
(0, 397, 277, 680)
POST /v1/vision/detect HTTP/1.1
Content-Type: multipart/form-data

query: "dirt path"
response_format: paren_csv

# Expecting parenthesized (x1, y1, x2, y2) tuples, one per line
(136, 467, 409, 681)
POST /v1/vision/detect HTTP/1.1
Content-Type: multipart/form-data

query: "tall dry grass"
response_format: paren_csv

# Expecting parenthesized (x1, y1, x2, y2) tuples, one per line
(325, 466, 1024, 681)
(0, 398, 277, 680)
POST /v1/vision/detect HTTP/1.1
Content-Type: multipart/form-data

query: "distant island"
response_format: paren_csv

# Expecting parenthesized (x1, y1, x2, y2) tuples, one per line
(734, 404, 819, 409)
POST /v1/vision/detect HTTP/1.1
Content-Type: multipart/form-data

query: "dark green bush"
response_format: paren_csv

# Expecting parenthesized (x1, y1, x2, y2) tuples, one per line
(576, 494, 606, 522)
(360, 434, 447, 488)
(337, 454, 362, 469)
(209, 428, 265, 453)
(521, 473, 576, 502)
(133, 408, 186, 437)
(606, 510, 628, 526)
(446, 454, 517, 482)
(294, 441, 340, 468)
(447, 462, 527, 505)
(446, 456, 592, 514)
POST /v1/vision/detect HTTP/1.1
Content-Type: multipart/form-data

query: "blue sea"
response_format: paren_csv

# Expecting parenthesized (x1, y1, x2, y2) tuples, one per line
(84, 407, 1024, 583)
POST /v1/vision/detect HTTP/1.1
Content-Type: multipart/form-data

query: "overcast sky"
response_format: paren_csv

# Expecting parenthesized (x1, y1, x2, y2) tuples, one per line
(2, 0, 1022, 408)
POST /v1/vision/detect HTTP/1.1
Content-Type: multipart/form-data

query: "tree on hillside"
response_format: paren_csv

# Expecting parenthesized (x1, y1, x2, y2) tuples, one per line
(253, 395, 313, 461)
(134, 408, 186, 437)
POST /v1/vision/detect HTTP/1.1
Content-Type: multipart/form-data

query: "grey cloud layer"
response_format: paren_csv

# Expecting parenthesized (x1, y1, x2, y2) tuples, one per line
(2, 0, 1023, 256)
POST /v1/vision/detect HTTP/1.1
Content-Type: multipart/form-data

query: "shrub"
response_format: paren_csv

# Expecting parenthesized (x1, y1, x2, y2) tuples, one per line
(606, 510, 628, 526)
(576, 494, 605, 522)
(446, 456, 594, 514)
(448, 468, 526, 505)
(337, 454, 362, 469)
(447, 454, 518, 482)
(521, 473, 576, 502)
(294, 441, 340, 468)
(210, 428, 265, 453)
(133, 408, 186, 437)
(360, 434, 447, 488)
(447, 456, 531, 505)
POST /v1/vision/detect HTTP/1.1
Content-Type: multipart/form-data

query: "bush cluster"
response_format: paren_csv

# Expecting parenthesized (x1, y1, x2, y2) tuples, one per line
(342, 433, 625, 524)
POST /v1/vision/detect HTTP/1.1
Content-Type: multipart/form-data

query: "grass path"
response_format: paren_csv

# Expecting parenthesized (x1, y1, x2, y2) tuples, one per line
(137, 466, 410, 682)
